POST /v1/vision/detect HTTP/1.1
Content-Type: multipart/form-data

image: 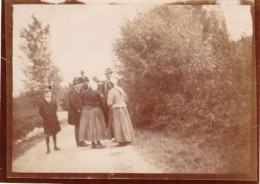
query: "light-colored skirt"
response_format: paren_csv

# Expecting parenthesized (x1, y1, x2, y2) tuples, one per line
(79, 105, 106, 142)
(108, 107, 134, 142)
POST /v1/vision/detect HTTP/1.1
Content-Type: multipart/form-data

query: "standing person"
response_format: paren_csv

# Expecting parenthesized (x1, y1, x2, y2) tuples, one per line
(79, 80, 106, 149)
(79, 70, 89, 84)
(79, 71, 89, 92)
(103, 68, 114, 128)
(97, 82, 104, 98)
(67, 78, 88, 147)
(107, 76, 134, 146)
(39, 89, 61, 154)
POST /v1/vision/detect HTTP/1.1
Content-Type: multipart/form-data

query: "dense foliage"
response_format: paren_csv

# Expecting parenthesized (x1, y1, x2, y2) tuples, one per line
(114, 5, 252, 173)
(13, 94, 42, 141)
(20, 15, 62, 104)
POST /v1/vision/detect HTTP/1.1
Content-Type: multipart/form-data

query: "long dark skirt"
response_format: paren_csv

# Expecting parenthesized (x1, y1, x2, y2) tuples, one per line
(79, 105, 106, 142)
(108, 107, 134, 143)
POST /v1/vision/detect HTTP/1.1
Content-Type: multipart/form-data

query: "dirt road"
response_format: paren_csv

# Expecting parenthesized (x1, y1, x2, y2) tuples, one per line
(12, 112, 161, 173)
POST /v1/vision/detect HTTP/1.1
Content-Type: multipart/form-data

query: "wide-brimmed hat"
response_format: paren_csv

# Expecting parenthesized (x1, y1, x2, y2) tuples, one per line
(105, 68, 113, 75)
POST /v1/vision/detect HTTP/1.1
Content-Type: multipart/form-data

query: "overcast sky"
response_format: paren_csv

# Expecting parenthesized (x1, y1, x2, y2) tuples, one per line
(12, 3, 253, 97)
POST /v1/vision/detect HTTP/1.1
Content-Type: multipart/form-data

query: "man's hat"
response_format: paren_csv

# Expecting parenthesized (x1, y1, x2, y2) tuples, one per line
(105, 68, 113, 75)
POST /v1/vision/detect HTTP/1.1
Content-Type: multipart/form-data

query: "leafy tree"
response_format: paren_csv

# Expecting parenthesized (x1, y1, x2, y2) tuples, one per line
(13, 15, 64, 149)
(114, 5, 231, 128)
(20, 15, 62, 103)
(114, 5, 252, 173)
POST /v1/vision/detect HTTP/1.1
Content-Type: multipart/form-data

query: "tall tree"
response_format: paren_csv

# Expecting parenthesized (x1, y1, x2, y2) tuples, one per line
(20, 15, 62, 102)
(114, 5, 252, 173)
(113, 5, 232, 128)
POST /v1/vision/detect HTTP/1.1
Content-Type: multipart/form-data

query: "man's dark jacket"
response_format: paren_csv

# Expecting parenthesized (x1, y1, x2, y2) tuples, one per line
(67, 87, 82, 126)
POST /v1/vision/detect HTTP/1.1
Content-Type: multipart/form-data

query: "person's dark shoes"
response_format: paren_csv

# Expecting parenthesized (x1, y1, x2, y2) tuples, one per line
(117, 142, 127, 147)
(54, 146, 61, 151)
(77, 142, 89, 147)
(95, 143, 106, 149)
(91, 143, 96, 149)
(46, 149, 50, 154)
(111, 138, 116, 142)
(81, 142, 89, 146)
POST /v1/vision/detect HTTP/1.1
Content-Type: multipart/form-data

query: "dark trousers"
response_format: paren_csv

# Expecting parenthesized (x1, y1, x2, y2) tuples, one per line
(75, 124, 80, 145)
(45, 133, 57, 149)
(104, 109, 109, 127)
(106, 108, 114, 139)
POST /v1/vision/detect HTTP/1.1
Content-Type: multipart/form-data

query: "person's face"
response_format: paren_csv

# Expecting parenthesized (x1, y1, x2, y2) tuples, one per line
(105, 73, 112, 80)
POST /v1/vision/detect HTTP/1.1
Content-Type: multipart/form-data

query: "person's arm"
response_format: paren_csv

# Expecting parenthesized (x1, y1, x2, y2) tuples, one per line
(107, 89, 114, 107)
(96, 91, 104, 108)
(53, 100, 58, 111)
(39, 103, 45, 119)
(123, 93, 129, 104)
(74, 93, 82, 112)
(68, 91, 80, 111)
(67, 91, 73, 109)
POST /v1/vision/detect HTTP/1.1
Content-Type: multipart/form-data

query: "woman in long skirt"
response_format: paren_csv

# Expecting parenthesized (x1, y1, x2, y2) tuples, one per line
(79, 80, 106, 149)
(107, 76, 134, 146)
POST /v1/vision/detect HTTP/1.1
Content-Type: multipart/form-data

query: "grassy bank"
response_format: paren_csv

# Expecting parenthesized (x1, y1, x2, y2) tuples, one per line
(133, 128, 250, 174)
(12, 113, 68, 161)
(12, 135, 44, 161)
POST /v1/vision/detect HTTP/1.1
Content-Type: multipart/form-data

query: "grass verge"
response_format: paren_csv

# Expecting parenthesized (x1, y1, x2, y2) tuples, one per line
(133, 128, 250, 174)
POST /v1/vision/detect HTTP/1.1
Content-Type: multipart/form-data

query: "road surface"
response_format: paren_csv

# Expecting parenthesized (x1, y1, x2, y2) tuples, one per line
(12, 112, 162, 173)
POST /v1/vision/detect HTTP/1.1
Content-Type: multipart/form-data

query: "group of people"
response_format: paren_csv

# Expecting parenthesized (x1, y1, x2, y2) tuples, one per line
(39, 68, 134, 154)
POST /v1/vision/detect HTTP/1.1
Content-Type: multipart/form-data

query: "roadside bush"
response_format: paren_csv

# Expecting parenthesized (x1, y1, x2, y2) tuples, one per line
(114, 5, 252, 173)
(55, 86, 70, 111)
(13, 94, 42, 142)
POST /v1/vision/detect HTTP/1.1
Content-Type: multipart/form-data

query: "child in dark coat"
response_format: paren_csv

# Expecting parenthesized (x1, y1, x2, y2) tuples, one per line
(39, 89, 61, 154)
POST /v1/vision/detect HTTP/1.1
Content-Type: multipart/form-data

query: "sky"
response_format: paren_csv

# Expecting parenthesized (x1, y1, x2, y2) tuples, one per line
(12, 3, 253, 97)
(13, 4, 151, 96)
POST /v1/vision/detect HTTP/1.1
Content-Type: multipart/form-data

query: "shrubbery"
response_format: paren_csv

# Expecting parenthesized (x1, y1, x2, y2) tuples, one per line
(114, 5, 252, 173)
(13, 94, 42, 142)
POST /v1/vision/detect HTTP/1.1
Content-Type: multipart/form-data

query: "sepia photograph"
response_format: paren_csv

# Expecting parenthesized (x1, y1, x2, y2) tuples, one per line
(5, 0, 257, 180)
